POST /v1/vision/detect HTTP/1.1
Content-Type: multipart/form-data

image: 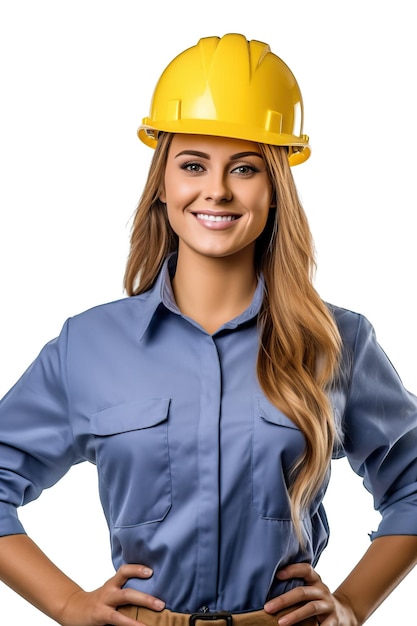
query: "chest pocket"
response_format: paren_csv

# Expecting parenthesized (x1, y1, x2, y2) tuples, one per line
(252, 396, 306, 520)
(90, 398, 171, 528)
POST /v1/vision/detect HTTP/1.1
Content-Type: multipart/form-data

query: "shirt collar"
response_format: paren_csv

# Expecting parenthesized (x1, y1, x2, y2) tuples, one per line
(136, 253, 265, 340)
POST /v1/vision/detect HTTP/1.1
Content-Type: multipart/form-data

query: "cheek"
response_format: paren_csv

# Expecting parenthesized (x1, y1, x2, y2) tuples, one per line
(254, 189, 273, 225)
(163, 180, 196, 209)
(256, 210, 271, 239)
(165, 205, 179, 233)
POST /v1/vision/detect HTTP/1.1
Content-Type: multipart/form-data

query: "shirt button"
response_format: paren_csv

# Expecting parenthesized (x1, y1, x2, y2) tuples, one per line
(198, 606, 210, 613)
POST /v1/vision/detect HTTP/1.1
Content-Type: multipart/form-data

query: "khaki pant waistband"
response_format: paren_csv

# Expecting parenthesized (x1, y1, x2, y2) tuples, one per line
(117, 605, 318, 626)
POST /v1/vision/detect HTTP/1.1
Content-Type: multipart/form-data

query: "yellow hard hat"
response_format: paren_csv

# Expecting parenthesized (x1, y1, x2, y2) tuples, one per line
(138, 33, 310, 166)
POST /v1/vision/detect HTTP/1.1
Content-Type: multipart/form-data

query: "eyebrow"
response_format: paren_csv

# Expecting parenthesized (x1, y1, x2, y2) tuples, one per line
(174, 150, 264, 160)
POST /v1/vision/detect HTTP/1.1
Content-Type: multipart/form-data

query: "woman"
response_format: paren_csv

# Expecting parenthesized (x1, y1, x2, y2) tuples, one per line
(0, 33, 416, 626)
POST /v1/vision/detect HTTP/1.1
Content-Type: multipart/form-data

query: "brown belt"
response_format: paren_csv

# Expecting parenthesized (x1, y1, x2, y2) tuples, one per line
(117, 605, 318, 626)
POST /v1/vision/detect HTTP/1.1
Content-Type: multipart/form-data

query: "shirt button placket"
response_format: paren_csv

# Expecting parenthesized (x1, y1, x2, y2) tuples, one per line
(196, 334, 222, 607)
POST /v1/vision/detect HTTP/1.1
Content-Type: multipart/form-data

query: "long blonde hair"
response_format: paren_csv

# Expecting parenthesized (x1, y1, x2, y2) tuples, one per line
(124, 133, 341, 543)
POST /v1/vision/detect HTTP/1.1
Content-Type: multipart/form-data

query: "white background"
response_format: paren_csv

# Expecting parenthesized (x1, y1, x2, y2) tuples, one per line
(0, 1, 416, 624)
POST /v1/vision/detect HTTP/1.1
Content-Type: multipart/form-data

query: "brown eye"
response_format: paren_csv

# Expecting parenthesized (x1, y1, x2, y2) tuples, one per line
(181, 162, 205, 173)
(232, 165, 259, 176)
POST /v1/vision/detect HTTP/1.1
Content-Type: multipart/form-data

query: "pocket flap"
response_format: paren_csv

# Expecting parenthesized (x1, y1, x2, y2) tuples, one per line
(256, 396, 299, 430)
(90, 398, 171, 435)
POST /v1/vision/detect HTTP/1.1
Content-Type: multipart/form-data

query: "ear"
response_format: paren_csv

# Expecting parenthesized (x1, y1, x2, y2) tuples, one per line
(159, 189, 166, 203)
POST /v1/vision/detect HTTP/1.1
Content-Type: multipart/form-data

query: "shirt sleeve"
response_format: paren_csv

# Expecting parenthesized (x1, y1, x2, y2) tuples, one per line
(340, 313, 417, 539)
(0, 319, 81, 536)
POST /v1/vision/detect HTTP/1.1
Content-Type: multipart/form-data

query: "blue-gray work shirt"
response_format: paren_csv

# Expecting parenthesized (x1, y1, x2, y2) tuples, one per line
(1, 255, 417, 613)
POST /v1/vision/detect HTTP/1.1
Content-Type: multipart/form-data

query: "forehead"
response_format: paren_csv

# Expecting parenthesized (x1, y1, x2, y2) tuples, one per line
(168, 133, 261, 156)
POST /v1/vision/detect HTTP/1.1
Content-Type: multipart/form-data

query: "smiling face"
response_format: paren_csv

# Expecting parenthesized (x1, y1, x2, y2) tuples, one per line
(160, 134, 273, 264)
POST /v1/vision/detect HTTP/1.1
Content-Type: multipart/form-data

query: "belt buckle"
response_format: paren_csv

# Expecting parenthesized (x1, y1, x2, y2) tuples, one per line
(189, 612, 232, 626)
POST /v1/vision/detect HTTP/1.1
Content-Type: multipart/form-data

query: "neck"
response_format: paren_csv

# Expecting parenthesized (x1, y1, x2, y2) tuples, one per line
(172, 247, 258, 334)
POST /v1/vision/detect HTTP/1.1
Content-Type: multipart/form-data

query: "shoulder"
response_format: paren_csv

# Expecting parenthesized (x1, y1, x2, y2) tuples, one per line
(326, 302, 362, 324)
(60, 292, 155, 345)
(326, 302, 375, 346)
(71, 292, 151, 323)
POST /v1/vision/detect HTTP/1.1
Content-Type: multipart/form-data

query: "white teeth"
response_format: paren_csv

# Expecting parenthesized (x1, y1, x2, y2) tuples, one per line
(196, 213, 237, 222)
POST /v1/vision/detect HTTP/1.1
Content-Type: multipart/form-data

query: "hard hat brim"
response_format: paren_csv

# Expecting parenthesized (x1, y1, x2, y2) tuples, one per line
(138, 122, 311, 166)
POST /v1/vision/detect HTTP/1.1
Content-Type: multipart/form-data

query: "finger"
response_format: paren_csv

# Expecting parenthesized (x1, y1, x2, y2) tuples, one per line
(276, 563, 320, 583)
(114, 564, 154, 587)
(93, 591, 165, 626)
(276, 600, 332, 626)
(117, 587, 165, 612)
(264, 584, 326, 613)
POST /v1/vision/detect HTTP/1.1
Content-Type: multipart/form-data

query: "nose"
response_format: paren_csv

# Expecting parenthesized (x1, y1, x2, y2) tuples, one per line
(204, 170, 232, 204)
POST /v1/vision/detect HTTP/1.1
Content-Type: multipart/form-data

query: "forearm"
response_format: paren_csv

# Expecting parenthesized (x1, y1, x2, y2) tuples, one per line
(0, 534, 83, 622)
(334, 535, 417, 624)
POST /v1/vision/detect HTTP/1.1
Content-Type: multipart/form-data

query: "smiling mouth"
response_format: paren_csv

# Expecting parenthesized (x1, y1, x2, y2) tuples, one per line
(194, 213, 239, 222)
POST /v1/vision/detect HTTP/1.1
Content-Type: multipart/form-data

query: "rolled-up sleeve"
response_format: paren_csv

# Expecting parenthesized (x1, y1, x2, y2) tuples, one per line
(0, 320, 80, 536)
(341, 314, 417, 539)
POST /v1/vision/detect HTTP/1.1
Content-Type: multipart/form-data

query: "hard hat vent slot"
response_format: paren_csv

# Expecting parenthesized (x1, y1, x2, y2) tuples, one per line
(293, 102, 302, 137)
(167, 99, 182, 121)
(265, 110, 283, 133)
